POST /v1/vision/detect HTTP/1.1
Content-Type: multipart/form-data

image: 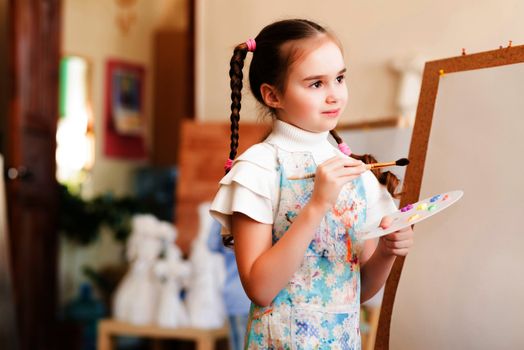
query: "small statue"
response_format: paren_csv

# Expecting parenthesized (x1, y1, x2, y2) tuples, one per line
(113, 215, 163, 325)
(185, 203, 227, 329)
(154, 221, 191, 328)
(390, 54, 426, 126)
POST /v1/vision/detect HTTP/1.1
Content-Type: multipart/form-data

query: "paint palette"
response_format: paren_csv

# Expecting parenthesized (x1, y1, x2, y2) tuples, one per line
(357, 190, 464, 240)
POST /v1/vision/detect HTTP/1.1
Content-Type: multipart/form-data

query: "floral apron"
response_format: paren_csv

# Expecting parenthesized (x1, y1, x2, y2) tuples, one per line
(244, 148, 367, 350)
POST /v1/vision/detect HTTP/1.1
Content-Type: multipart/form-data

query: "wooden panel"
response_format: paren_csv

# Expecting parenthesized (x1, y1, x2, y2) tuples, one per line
(5, 0, 61, 349)
(151, 29, 194, 166)
(98, 319, 228, 350)
(174, 120, 270, 253)
(0, 158, 17, 350)
(0, 2, 17, 349)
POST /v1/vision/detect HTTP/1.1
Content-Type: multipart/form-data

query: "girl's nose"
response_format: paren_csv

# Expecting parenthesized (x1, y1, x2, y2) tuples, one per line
(326, 82, 346, 104)
(326, 91, 338, 104)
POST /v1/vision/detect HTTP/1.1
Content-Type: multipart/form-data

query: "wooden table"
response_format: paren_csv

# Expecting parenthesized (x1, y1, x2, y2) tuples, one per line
(97, 319, 229, 350)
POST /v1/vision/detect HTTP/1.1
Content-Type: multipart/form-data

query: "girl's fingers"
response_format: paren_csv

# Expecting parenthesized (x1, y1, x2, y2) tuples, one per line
(384, 228, 413, 241)
(389, 248, 410, 256)
(379, 216, 394, 229)
(344, 163, 368, 176)
(382, 238, 413, 250)
(379, 225, 414, 256)
(339, 157, 367, 172)
(319, 156, 349, 171)
(384, 227, 413, 241)
(316, 164, 366, 185)
(329, 161, 368, 178)
(316, 157, 368, 184)
(321, 156, 365, 171)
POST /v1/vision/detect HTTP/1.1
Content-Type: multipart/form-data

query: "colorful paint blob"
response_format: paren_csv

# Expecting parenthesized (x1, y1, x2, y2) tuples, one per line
(417, 203, 428, 210)
(408, 214, 420, 222)
(430, 195, 441, 202)
(400, 204, 414, 212)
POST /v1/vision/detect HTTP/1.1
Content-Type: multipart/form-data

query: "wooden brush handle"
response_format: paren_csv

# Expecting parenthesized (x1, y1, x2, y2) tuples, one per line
(368, 161, 397, 170)
(287, 173, 316, 180)
(289, 161, 399, 180)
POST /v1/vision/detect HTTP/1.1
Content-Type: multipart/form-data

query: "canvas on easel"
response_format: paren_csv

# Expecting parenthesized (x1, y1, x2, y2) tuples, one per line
(375, 44, 524, 349)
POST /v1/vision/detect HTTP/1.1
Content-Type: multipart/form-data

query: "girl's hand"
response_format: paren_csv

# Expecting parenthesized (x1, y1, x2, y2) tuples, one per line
(310, 156, 368, 211)
(377, 216, 414, 257)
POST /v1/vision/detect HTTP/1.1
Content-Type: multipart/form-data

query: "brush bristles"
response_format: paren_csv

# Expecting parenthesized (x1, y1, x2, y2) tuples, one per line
(395, 158, 410, 166)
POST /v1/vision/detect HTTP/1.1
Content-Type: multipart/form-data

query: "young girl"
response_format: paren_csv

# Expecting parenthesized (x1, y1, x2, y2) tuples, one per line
(210, 19, 414, 349)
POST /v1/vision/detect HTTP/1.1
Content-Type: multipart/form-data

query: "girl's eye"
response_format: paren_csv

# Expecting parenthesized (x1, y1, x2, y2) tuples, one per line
(310, 81, 322, 88)
(336, 74, 345, 83)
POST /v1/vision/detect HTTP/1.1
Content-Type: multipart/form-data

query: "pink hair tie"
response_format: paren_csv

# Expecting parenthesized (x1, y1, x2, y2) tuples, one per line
(224, 158, 234, 171)
(245, 38, 256, 52)
(338, 142, 352, 156)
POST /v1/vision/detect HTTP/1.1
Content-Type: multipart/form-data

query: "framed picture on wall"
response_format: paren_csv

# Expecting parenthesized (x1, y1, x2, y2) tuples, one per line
(104, 59, 147, 159)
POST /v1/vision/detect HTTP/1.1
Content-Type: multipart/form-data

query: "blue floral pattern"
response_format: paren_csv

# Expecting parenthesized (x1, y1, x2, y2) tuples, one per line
(245, 148, 367, 350)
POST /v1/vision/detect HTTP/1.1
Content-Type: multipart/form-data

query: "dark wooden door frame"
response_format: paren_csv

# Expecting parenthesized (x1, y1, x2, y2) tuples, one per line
(0, 0, 18, 349)
(4, 0, 62, 349)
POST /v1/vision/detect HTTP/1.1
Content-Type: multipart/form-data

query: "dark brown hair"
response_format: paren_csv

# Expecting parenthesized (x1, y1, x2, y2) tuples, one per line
(224, 19, 402, 244)
(227, 19, 329, 165)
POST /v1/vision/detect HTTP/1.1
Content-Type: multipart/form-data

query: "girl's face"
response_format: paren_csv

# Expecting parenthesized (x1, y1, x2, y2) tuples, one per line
(274, 38, 348, 133)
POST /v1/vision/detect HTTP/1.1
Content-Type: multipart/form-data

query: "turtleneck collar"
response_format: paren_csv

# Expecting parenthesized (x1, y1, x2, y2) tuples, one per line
(264, 120, 340, 164)
(266, 119, 331, 152)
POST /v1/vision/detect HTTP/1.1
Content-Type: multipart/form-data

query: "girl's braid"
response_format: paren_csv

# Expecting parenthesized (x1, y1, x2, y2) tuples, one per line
(226, 44, 249, 174)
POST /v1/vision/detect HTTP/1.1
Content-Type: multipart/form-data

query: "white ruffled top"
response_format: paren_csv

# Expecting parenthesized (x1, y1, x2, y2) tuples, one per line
(210, 120, 397, 236)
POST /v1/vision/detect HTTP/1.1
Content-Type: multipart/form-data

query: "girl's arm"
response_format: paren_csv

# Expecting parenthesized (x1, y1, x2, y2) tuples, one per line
(233, 202, 325, 306)
(233, 156, 368, 307)
(360, 216, 414, 303)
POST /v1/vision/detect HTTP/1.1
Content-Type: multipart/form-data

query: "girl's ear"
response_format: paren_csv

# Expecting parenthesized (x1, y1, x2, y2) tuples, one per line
(260, 83, 282, 109)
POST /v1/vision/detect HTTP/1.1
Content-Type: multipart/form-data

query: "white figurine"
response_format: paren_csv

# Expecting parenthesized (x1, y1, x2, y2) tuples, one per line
(113, 215, 164, 325)
(390, 54, 426, 126)
(154, 221, 192, 328)
(185, 203, 227, 329)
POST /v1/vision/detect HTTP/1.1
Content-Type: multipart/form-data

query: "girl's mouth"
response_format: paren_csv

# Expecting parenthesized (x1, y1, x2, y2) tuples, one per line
(322, 109, 340, 118)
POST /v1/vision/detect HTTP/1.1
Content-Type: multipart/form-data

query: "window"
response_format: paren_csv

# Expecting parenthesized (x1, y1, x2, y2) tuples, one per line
(56, 56, 94, 188)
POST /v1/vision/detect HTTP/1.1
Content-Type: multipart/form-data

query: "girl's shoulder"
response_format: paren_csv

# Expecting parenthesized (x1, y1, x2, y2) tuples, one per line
(219, 142, 278, 190)
(234, 141, 277, 172)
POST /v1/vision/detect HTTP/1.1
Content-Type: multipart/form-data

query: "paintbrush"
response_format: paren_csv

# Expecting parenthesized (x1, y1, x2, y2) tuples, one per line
(366, 157, 410, 170)
(287, 158, 410, 180)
